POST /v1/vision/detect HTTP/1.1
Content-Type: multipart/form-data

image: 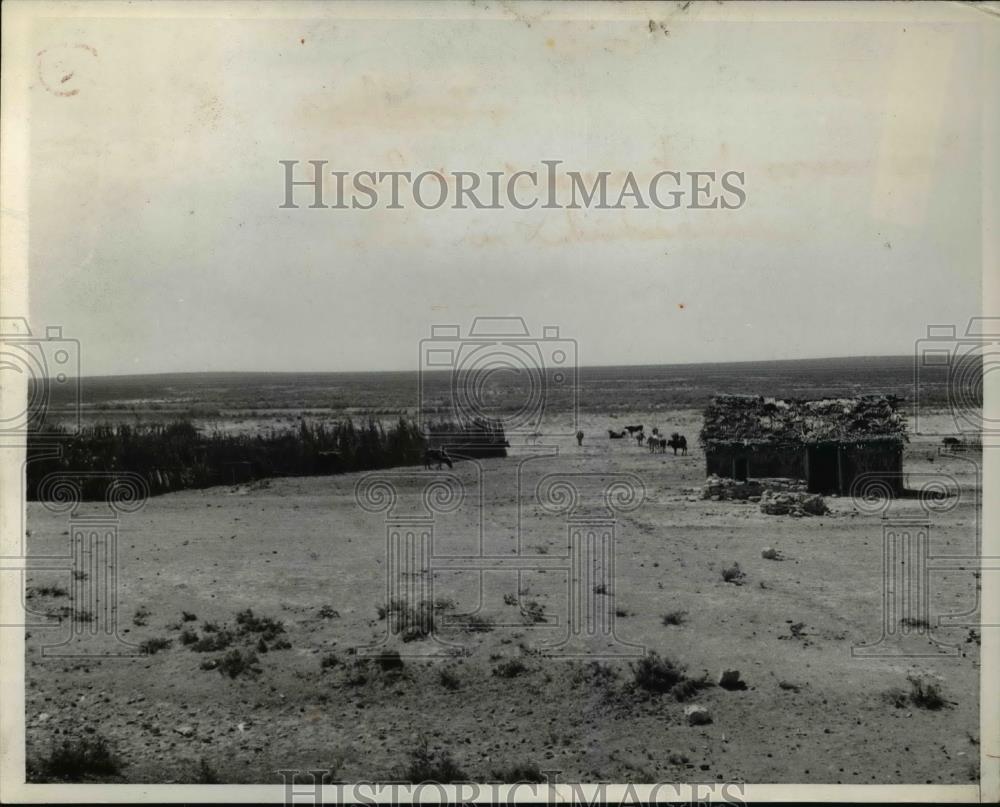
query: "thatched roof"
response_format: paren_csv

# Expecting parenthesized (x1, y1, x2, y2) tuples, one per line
(699, 394, 907, 447)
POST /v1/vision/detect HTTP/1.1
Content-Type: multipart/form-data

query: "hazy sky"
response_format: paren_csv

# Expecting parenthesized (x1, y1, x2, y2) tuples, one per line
(24, 3, 985, 375)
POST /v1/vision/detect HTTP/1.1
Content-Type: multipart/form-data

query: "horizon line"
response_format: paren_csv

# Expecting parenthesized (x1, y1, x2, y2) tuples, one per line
(67, 353, 918, 381)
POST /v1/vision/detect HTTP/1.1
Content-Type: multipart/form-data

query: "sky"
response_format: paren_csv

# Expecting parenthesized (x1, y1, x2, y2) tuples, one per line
(23, 2, 985, 376)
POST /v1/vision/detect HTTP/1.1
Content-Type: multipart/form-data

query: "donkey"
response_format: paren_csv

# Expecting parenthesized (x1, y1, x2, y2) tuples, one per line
(624, 425, 644, 435)
(424, 448, 453, 470)
(666, 433, 688, 456)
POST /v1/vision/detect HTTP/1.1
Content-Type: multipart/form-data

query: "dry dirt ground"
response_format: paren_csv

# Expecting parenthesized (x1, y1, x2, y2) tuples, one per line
(23, 410, 982, 784)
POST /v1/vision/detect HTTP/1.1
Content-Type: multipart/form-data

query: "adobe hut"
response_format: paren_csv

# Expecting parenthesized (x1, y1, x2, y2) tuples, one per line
(699, 394, 907, 495)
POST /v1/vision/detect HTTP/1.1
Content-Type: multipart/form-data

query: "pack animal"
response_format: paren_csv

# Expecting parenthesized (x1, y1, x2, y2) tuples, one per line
(424, 448, 453, 470)
(666, 433, 688, 456)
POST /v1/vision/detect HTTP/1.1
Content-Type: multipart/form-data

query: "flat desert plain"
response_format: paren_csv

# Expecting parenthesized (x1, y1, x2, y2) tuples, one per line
(23, 408, 981, 784)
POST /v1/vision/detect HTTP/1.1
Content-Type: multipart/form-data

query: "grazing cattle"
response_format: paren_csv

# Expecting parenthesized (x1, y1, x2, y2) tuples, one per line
(647, 434, 659, 453)
(666, 433, 688, 456)
(624, 425, 644, 435)
(576, 430, 585, 446)
(424, 448, 453, 470)
(608, 429, 626, 439)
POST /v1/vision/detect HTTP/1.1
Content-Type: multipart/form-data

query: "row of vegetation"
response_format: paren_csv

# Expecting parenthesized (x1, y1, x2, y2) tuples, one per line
(26, 417, 508, 500)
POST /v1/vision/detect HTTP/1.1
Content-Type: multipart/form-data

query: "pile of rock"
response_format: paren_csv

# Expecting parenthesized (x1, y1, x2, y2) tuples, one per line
(702, 475, 806, 502)
(759, 489, 828, 517)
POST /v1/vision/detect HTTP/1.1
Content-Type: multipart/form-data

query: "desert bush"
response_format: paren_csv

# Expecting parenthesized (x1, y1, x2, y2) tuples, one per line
(661, 610, 688, 626)
(491, 761, 545, 783)
(631, 652, 685, 694)
(317, 605, 340, 619)
(503, 593, 518, 606)
(521, 600, 547, 625)
(908, 675, 948, 710)
(615, 607, 632, 618)
(75, 610, 95, 623)
(31, 735, 121, 782)
(271, 637, 292, 650)
(439, 667, 462, 690)
(883, 687, 909, 709)
(35, 585, 69, 598)
(132, 606, 151, 627)
(217, 649, 260, 679)
(182, 611, 197, 622)
(320, 652, 341, 670)
(195, 758, 220, 784)
(201, 621, 220, 632)
(191, 630, 233, 652)
(400, 740, 468, 783)
(140, 637, 172, 655)
(493, 659, 528, 678)
(235, 609, 284, 640)
(593, 583, 609, 595)
(377, 650, 404, 672)
(179, 629, 199, 646)
(72, 571, 88, 581)
(721, 563, 746, 585)
(671, 675, 714, 702)
(463, 614, 494, 633)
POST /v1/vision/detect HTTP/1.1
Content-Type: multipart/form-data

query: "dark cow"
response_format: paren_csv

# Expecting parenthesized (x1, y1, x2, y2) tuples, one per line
(608, 429, 626, 439)
(424, 448, 453, 470)
(666, 433, 688, 456)
(624, 425, 644, 435)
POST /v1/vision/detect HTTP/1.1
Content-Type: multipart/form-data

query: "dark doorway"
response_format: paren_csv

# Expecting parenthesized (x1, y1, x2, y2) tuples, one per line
(734, 456, 749, 481)
(807, 445, 839, 493)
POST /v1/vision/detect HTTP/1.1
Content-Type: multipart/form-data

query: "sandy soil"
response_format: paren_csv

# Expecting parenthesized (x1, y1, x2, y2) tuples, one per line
(23, 410, 982, 784)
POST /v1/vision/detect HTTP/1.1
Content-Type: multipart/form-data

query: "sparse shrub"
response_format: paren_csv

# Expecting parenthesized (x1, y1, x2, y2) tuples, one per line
(721, 563, 746, 585)
(503, 593, 518, 606)
(199, 658, 219, 671)
(31, 735, 121, 782)
(165, 621, 182, 631)
(464, 614, 494, 633)
(182, 611, 197, 622)
(671, 675, 714, 702)
(908, 675, 948, 710)
(75, 610, 95, 623)
(883, 687, 909, 709)
(615, 608, 631, 618)
(439, 667, 461, 690)
(201, 621, 220, 633)
(377, 650, 404, 672)
(132, 606, 151, 626)
(491, 761, 545, 783)
(522, 600, 546, 624)
(235, 609, 284, 640)
(191, 630, 233, 652)
(140, 637, 172, 655)
(73, 571, 88, 581)
(217, 648, 260, 679)
(321, 652, 341, 670)
(493, 659, 527, 678)
(179, 629, 199, 646)
(434, 597, 457, 611)
(35, 585, 69, 598)
(661, 610, 688, 626)
(593, 583, 608, 595)
(256, 637, 269, 653)
(400, 740, 468, 783)
(317, 605, 340, 619)
(271, 637, 292, 650)
(631, 652, 685, 694)
(195, 758, 220, 783)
